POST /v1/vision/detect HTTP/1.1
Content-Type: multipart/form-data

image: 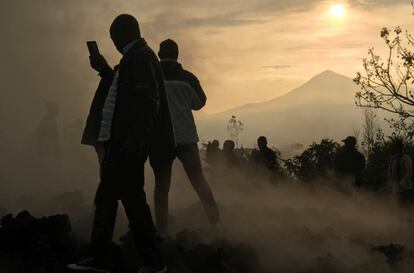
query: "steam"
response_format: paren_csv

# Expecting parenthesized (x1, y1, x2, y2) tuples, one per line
(168, 169, 414, 272)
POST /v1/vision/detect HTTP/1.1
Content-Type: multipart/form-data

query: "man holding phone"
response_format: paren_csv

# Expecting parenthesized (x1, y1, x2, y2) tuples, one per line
(68, 14, 171, 273)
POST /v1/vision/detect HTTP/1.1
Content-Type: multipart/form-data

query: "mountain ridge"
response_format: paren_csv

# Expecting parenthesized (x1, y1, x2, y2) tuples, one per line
(203, 70, 356, 117)
(195, 70, 382, 147)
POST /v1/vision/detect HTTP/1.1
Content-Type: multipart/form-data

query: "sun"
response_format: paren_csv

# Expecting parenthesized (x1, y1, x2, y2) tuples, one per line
(330, 4, 345, 17)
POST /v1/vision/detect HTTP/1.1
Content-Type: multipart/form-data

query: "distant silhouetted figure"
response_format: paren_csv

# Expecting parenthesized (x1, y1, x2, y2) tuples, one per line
(206, 139, 221, 166)
(389, 139, 413, 195)
(251, 136, 276, 172)
(334, 136, 365, 187)
(36, 102, 60, 159)
(222, 140, 240, 167)
(71, 14, 167, 273)
(151, 39, 220, 235)
(65, 118, 84, 146)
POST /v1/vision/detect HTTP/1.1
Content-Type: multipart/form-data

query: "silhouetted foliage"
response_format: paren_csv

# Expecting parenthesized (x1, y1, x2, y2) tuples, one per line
(361, 109, 379, 155)
(285, 139, 340, 182)
(364, 131, 414, 191)
(354, 5, 414, 137)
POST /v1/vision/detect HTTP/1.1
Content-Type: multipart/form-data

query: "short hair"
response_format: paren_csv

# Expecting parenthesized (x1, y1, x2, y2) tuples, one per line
(258, 136, 267, 144)
(159, 39, 179, 60)
(223, 140, 235, 151)
(110, 14, 140, 38)
(342, 136, 357, 147)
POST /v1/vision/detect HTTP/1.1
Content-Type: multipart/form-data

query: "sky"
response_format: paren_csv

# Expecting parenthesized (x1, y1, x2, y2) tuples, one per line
(0, 0, 413, 118)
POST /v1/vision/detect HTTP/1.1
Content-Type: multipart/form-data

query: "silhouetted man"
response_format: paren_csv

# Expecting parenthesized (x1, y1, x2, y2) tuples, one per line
(69, 14, 167, 273)
(222, 140, 240, 168)
(206, 139, 221, 166)
(251, 136, 276, 171)
(150, 39, 220, 235)
(389, 138, 413, 196)
(36, 102, 60, 159)
(334, 136, 365, 187)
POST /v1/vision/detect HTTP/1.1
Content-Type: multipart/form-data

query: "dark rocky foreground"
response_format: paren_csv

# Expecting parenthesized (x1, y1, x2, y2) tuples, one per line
(0, 211, 264, 273)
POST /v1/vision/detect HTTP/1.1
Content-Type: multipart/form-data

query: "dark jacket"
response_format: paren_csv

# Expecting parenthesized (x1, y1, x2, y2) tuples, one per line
(334, 147, 365, 185)
(81, 39, 174, 154)
(251, 147, 276, 171)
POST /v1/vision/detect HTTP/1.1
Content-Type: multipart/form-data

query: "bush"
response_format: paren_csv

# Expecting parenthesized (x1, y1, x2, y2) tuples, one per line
(285, 139, 339, 182)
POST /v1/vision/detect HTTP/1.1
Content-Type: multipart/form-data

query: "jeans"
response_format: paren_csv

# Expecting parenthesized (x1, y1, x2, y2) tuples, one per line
(151, 143, 220, 234)
(90, 142, 162, 266)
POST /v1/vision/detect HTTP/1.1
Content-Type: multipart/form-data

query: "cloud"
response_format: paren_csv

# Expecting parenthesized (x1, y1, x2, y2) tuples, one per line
(263, 65, 294, 70)
(0, 0, 412, 125)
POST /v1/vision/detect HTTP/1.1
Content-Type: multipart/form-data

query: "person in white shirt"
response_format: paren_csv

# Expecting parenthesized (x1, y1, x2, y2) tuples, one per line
(150, 39, 221, 235)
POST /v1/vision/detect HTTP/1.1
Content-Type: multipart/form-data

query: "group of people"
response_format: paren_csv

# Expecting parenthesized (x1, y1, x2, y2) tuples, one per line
(64, 13, 414, 273)
(334, 136, 413, 195)
(206, 136, 279, 176)
(68, 14, 220, 273)
(206, 135, 413, 196)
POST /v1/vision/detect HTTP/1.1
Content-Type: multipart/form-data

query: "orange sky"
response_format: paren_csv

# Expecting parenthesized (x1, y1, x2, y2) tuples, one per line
(96, 0, 413, 113)
(1, 0, 413, 115)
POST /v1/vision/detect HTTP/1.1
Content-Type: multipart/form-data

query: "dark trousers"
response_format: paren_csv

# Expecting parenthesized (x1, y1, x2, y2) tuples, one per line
(90, 142, 162, 266)
(151, 144, 220, 234)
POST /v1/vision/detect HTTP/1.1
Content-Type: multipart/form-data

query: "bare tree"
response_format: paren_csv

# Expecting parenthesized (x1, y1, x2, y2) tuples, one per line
(354, 27, 414, 117)
(354, 6, 414, 135)
(361, 109, 378, 155)
(353, 127, 361, 144)
(226, 115, 244, 148)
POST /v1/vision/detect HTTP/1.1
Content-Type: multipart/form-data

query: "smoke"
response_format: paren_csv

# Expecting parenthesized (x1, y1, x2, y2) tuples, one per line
(167, 169, 414, 273)
(2, 141, 414, 272)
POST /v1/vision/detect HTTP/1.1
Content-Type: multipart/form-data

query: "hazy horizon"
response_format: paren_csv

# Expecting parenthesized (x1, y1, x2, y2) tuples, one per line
(1, 0, 414, 116)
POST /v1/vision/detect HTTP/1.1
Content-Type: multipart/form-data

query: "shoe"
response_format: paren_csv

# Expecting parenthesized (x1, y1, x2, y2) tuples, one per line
(137, 265, 167, 273)
(67, 257, 110, 273)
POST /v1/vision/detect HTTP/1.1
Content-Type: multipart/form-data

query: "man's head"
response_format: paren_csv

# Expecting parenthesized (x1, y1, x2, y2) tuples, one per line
(212, 139, 219, 148)
(158, 39, 179, 60)
(223, 140, 235, 153)
(342, 136, 357, 149)
(257, 136, 268, 150)
(391, 138, 404, 155)
(110, 14, 141, 53)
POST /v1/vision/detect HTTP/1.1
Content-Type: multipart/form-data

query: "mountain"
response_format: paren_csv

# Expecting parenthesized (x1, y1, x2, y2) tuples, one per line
(195, 70, 383, 148)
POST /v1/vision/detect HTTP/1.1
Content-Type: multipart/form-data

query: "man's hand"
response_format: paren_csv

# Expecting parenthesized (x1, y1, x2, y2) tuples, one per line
(89, 54, 109, 73)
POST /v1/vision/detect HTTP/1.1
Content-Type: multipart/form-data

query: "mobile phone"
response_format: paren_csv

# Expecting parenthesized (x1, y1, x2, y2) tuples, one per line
(87, 41, 100, 57)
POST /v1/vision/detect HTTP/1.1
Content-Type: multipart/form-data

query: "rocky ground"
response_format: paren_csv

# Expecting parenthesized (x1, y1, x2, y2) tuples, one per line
(0, 211, 264, 273)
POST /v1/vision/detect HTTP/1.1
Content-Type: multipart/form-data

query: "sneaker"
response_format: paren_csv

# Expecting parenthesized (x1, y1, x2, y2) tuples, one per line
(67, 257, 111, 273)
(137, 265, 167, 273)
